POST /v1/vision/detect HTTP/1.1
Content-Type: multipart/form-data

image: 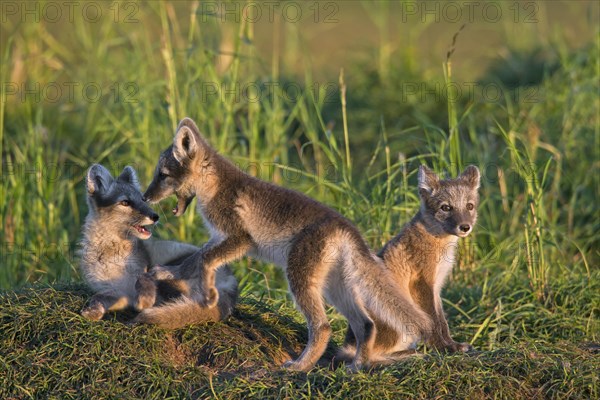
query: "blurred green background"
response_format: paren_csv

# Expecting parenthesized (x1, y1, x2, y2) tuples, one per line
(1, 0, 598, 309)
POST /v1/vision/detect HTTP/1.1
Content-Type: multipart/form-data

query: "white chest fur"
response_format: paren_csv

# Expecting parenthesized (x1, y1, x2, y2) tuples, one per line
(433, 237, 458, 294)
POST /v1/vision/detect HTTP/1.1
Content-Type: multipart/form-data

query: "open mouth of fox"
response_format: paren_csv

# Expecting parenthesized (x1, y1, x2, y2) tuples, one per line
(172, 193, 194, 217)
(132, 223, 153, 239)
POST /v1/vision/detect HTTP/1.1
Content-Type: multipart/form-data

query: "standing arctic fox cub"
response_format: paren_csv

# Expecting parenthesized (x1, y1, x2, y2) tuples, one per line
(340, 165, 480, 363)
(142, 118, 433, 371)
(79, 164, 238, 328)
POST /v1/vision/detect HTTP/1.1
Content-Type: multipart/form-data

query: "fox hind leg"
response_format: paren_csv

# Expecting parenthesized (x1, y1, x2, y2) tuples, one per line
(325, 273, 375, 371)
(283, 282, 332, 372)
(135, 273, 158, 311)
(283, 236, 334, 372)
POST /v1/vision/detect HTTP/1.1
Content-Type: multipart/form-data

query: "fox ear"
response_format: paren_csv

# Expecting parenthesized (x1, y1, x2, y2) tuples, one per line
(418, 165, 440, 197)
(118, 166, 140, 189)
(460, 165, 480, 189)
(87, 164, 114, 194)
(173, 118, 203, 163)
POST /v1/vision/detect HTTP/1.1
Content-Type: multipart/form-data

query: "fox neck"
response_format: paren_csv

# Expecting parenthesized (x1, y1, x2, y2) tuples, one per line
(412, 210, 456, 240)
(380, 209, 459, 289)
(190, 153, 247, 206)
(382, 210, 460, 255)
(412, 211, 459, 286)
(410, 213, 459, 292)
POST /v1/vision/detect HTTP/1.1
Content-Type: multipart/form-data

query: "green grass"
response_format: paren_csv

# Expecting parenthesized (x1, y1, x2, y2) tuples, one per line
(1, 282, 597, 399)
(1, 1, 599, 398)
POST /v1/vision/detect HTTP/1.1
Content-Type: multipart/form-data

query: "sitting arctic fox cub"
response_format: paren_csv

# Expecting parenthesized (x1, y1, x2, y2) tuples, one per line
(340, 165, 480, 363)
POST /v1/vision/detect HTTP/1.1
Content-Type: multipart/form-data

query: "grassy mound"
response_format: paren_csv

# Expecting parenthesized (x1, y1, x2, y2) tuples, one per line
(1, 284, 598, 399)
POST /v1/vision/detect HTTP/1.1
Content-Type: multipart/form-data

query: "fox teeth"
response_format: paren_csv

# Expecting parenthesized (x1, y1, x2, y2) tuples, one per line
(134, 225, 151, 235)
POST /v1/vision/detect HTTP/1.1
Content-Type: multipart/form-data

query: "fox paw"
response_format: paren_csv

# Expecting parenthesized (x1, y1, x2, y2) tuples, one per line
(135, 294, 156, 311)
(199, 286, 219, 308)
(81, 302, 105, 321)
(282, 359, 311, 372)
(148, 265, 174, 280)
(346, 360, 366, 373)
(446, 341, 473, 353)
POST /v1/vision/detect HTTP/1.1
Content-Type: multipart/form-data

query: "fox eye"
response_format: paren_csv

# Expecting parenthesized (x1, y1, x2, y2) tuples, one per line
(159, 171, 169, 179)
(441, 204, 452, 212)
(466, 203, 474, 211)
(120, 200, 130, 207)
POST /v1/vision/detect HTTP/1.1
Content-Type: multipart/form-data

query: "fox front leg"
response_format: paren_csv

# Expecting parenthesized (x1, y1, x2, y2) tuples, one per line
(194, 235, 253, 307)
(81, 291, 130, 321)
(411, 278, 472, 353)
(190, 261, 219, 308)
(410, 278, 458, 351)
(198, 235, 253, 271)
(432, 294, 473, 353)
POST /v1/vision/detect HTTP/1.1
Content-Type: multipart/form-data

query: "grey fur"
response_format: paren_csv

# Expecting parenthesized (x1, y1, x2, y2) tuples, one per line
(143, 118, 433, 371)
(79, 164, 238, 328)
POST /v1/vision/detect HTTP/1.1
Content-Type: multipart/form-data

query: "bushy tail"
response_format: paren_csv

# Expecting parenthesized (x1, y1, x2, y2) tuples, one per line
(135, 297, 223, 329)
(349, 245, 433, 338)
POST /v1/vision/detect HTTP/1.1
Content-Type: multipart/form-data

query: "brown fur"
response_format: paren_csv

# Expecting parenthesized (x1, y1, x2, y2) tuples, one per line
(143, 118, 433, 371)
(340, 165, 480, 362)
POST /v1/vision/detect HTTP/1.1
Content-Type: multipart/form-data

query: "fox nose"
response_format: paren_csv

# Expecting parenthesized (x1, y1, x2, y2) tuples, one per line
(151, 213, 159, 223)
(459, 224, 471, 233)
